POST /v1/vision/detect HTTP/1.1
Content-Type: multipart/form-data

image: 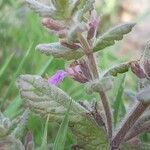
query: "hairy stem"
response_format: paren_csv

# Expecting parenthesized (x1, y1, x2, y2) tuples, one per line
(111, 102, 148, 150)
(125, 120, 150, 142)
(78, 33, 99, 79)
(125, 112, 150, 142)
(99, 91, 112, 139)
(86, 53, 99, 79)
(78, 33, 112, 140)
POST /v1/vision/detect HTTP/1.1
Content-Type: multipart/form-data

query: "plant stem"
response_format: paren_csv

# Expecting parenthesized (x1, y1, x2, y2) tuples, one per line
(124, 121, 150, 142)
(78, 33, 99, 79)
(87, 52, 113, 139)
(86, 53, 99, 79)
(78, 33, 112, 140)
(99, 91, 112, 139)
(111, 102, 149, 150)
(124, 112, 150, 142)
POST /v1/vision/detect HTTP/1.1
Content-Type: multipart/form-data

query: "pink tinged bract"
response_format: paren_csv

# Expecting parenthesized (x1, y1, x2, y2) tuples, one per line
(66, 64, 89, 83)
(87, 10, 100, 40)
(48, 70, 68, 86)
(130, 61, 146, 79)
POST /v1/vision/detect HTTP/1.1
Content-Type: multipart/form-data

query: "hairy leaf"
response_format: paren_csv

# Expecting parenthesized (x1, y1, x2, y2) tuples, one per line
(76, 0, 95, 21)
(17, 75, 109, 149)
(93, 23, 136, 52)
(16, 75, 86, 118)
(86, 76, 114, 94)
(70, 0, 94, 18)
(11, 110, 30, 139)
(67, 23, 87, 43)
(51, 0, 73, 20)
(104, 62, 129, 77)
(121, 143, 142, 150)
(36, 42, 83, 60)
(0, 136, 24, 150)
(51, 0, 69, 10)
(0, 112, 11, 137)
(25, 0, 55, 18)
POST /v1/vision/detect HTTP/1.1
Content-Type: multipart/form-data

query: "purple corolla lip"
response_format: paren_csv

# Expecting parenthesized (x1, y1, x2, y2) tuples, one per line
(48, 70, 68, 86)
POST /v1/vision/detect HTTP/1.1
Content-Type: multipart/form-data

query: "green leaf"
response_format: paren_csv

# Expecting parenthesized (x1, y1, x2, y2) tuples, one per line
(113, 74, 126, 127)
(104, 62, 129, 77)
(38, 56, 53, 76)
(17, 75, 109, 149)
(70, 116, 108, 150)
(12, 109, 30, 139)
(36, 42, 83, 60)
(53, 100, 72, 150)
(1, 44, 33, 108)
(75, 0, 86, 9)
(40, 114, 50, 149)
(51, 0, 72, 20)
(122, 141, 150, 150)
(51, 0, 69, 10)
(25, 0, 72, 20)
(16, 75, 86, 117)
(3, 96, 23, 119)
(76, 0, 94, 21)
(70, 0, 92, 17)
(93, 23, 136, 52)
(0, 52, 14, 79)
(27, 114, 44, 146)
(86, 76, 114, 94)
(67, 23, 87, 43)
(4, 57, 53, 119)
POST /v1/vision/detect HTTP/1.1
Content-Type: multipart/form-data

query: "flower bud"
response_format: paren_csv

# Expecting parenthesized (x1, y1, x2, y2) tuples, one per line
(24, 131, 34, 150)
(42, 18, 65, 31)
(66, 60, 92, 83)
(87, 10, 100, 40)
(130, 61, 146, 79)
(67, 23, 88, 43)
(60, 40, 80, 50)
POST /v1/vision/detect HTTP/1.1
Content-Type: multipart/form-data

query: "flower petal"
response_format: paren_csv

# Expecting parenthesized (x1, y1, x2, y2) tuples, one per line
(48, 70, 68, 86)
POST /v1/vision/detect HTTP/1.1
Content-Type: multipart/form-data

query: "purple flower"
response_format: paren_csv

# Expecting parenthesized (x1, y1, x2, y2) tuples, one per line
(48, 70, 68, 86)
(66, 61, 90, 83)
